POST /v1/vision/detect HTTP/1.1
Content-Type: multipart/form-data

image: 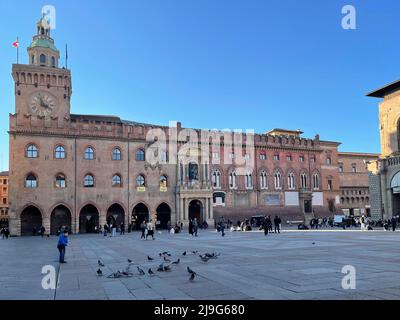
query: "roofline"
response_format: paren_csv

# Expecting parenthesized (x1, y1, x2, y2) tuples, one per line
(366, 79, 400, 98)
(338, 152, 380, 157)
(319, 140, 341, 146)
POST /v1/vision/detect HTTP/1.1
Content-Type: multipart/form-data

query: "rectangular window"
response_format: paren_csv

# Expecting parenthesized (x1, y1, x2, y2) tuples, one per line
(328, 180, 333, 190)
(259, 153, 267, 160)
(326, 157, 332, 165)
(2, 198, 6, 205)
(273, 154, 280, 161)
(299, 155, 304, 162)
(286, 155, 292, 161)
(339, 166, 344, 173)
(212, 152, 219, 160)
(244, 154, 250, 160)
(229, 153, 235, 159)
(352, 165, 357, 173)
(3, 179, 6, 185)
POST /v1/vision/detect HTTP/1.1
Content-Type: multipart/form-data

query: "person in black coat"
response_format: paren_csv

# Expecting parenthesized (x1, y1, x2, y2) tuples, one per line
(391, 216, 397, 232)
(188, 219, 193, 235)
(274, 216, 281, 234)
(262, 219, 269, 236)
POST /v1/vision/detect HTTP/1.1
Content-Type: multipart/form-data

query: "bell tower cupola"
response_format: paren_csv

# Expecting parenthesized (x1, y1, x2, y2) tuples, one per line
(28, 14, 59, 68)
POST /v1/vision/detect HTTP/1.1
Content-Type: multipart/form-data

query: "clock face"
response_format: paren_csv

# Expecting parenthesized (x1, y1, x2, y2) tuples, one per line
(30, 92, 56, 117)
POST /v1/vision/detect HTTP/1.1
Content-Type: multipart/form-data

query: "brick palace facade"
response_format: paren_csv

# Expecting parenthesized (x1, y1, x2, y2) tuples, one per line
(8, 18, 370, 235)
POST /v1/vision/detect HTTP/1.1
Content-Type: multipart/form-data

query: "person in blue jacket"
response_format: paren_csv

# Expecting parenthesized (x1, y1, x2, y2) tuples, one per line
(57, 229, 69, 263)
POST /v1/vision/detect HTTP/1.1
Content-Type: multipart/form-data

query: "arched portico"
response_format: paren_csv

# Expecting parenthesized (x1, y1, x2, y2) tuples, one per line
(20, 205, 42, 236)
(79, 204, 99, 233)
(132, 203, 149, 230)
(156, 203, 171, 229)
(50, 205, 72, 235)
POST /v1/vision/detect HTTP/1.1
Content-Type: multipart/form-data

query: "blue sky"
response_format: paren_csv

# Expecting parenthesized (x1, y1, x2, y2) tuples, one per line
(1, 0, 399, 170)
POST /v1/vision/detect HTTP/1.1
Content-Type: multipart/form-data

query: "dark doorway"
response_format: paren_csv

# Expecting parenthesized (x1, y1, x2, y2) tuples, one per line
(20, 206, 42, 236)
(79, 204, 99, 233)
(107, 204, 125, 227)
(304, 200, 312, 214)
(50, 205, 72, 235)
(132, 203, 149, 230)
(189, 200, 202, 222)
(156, 203, 171, 229)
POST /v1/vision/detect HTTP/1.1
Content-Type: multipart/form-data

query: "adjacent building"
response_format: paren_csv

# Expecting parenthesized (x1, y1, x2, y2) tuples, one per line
(337, 152, 379, 217)
(367, 80, 400, 220)
(0, 171, 9, 227)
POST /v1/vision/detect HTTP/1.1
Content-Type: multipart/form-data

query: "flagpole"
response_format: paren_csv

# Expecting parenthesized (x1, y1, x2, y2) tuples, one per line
(65, 44, 68, 69)
(16, 36, 19, 64)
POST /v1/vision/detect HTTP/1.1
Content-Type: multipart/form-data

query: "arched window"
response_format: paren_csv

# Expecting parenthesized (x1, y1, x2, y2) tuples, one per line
(136, 175, 145, 187)
(84, 174, 94, 188)
(25, 173, 38, 188)
(54, 145, 66, 159)
(287, 172, 295, 190)
(84, 147, 95, 160)
(136, 149, 145, 161)
(313, 173, 320, 190)
(212, 170, 221, 188)
(300, 172, 307, 189)
(55, 174, 66, 188)
(112, 148, 122, 160)
(51, 56, 56, 67)
(26, 144, 38, 158)
(112, 174, 122, 187)
(260, 171, 268, 190)
(40, 54, 46, 65)
(229, 171, 237, 189)
(160, 175, 167, 188)
(245, 172, 253, 189)
(274, 171, 282, 190)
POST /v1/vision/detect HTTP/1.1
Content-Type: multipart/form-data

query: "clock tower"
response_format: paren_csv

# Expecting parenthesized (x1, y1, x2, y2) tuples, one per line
(12, 15, 72, 122)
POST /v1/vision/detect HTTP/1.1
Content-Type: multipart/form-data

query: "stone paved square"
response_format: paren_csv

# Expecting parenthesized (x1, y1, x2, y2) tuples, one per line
(1, 229, 400, 300)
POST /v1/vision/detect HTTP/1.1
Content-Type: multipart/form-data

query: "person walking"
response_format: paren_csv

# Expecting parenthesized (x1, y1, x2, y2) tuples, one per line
(219, 217, 226, 237)
(391, 216, 397, 232)
(57, 229, 69, 263)
(262, 218, 269, 236)
(193, 218, 198, 237)
(360, 215, 366, 231)
(266, 216, 273, 233)
(40, 226, 45, 238)
(146, 219, 155, 240)
(120, 223, 125, 235)
(189, 219, 193, 236)
(4, 227, 9, 239)
(274, 216, 281, 234)
(140, 220, 147, 239)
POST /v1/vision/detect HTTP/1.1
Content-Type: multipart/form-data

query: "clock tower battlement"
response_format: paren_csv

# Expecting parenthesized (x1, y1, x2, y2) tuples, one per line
(11, 16, 72, 128)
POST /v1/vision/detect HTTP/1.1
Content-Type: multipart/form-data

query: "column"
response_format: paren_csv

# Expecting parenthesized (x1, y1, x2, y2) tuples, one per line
(180, 197, 184, 222)
(205, 198, 209, 221)
(43, 216, 50, 235)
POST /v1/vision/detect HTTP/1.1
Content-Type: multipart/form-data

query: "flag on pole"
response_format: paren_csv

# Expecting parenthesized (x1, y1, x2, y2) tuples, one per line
(12, 38, 19, 48)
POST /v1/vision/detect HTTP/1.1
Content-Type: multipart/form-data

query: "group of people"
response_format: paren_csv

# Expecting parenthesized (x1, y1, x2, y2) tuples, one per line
(188, 218, 199, 237)
(139, 219, 155, 240)
(262, 216, 282, 236)
(310, 217, 331, 229)
(0, 226, 10, 239)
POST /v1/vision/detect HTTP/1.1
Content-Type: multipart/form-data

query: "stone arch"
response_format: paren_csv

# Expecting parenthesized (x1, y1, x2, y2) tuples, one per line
(79, 203, 100, 233)
(188, 199, 204, 223)
(50, 204, 72, 235)
(20, 204, 43, 236)
(132, 202, 150, 230)
(156, 202, 172, 229)
(106, 203, 125, 227)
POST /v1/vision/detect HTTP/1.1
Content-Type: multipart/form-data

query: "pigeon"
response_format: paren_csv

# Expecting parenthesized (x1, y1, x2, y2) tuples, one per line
(312, 242, 316, 245)
(200, 255, 210, 262)
(187, 266, 195, 274)
(148, 268, 154, 275)
(189, 272, 196, 281)
(157, 266, 164, 272)
(159, 253, 163, 257)
(164, 256, 171, 262)
(182, 251, 187, 256)
(137, 267, 145, 276)
(147, 256, 154, 261)
(128, 259, 133, 264)
(98, 260, 105, 267)
(97, 269, 103, 276)
(192, 251, 198, 255)
(163, 265, 171, 272)
(172, 259, 180, 265)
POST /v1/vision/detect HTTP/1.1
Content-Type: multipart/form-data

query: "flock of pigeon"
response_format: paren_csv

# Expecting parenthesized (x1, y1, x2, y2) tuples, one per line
(96, 250, 221, 281)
